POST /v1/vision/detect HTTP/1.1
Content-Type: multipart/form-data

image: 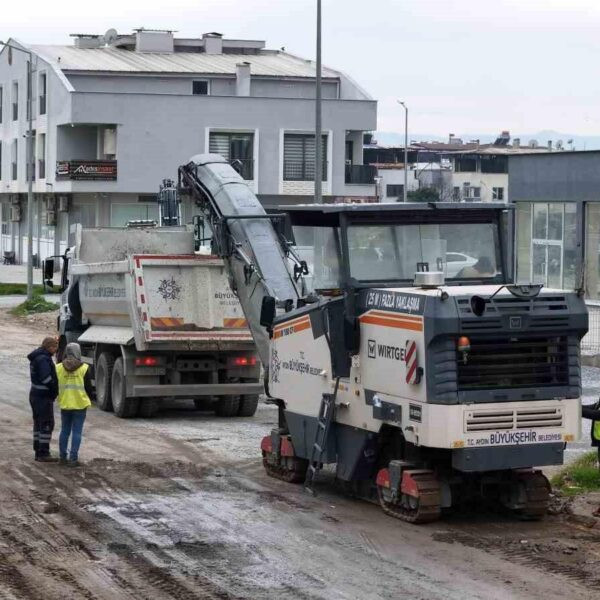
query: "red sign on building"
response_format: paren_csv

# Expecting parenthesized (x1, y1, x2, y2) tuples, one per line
(56, 160, 117, 181)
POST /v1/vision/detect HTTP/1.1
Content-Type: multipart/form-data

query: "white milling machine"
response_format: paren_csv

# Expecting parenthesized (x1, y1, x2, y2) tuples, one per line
(179, 155, 588, 523)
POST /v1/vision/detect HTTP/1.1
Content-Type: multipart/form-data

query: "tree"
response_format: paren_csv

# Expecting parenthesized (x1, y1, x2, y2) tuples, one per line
(407, 187, 439, 202)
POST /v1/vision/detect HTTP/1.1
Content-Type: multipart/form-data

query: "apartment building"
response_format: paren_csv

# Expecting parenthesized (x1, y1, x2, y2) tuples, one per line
(365, 132, 548, 203)
(0, 29, 377, 263)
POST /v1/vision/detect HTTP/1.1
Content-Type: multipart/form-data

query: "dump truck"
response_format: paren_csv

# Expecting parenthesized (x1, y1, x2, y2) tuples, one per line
(174, 153, 588, 523)
(44, 224, 262, 418)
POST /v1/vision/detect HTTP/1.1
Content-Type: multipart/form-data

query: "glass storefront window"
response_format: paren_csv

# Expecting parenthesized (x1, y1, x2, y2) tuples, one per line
(585, 204, 600, 299)
(111, 204, 158, 227)
(516, 202, 578, 290)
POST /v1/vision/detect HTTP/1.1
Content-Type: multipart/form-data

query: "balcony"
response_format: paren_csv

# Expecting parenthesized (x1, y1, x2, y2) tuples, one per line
(284, 160, 328, 182)
(228, 158, 254, 180)
(345, 164, 376, 185)
(56, 160, 117, 181)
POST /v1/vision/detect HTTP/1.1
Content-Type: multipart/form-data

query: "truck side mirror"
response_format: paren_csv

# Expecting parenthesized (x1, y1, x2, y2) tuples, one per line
(260, 296, 276, 329)
(43, 258, 54, 289)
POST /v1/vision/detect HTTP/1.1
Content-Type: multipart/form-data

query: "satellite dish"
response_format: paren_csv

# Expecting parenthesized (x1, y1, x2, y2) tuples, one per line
(103, 28, 118, 45)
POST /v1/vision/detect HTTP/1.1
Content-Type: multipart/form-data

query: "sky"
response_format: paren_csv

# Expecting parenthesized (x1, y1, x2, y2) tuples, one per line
(4, 0, 600, 139)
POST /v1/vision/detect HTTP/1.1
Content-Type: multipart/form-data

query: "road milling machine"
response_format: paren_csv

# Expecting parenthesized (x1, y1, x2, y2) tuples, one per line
(178, 154, 588, 523)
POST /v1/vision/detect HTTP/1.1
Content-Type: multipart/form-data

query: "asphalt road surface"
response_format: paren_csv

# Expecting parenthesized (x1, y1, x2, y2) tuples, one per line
(1, 310, 600, 600)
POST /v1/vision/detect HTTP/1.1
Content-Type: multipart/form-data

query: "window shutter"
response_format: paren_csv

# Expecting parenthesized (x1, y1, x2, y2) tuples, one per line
(209, 133, 231, 161)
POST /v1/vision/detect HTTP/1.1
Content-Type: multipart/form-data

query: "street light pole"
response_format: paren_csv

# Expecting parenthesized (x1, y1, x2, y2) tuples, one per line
(397, 100, 408, 203)
(314, 0, 323, 204)
(1, 41, 35, 300)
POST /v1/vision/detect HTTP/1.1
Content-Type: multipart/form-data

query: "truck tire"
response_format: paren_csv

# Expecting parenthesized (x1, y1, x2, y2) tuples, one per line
(96, 352, 115, 412)
(238, 395, 259, 417)
(215, 396, 240, 417)
(138, 399, 159, 418)
(111, 357, 139, 418)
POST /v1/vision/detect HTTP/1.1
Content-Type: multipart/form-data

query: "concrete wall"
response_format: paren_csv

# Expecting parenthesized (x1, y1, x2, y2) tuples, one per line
(50, 92, 376, 196)
(510, 151, 600, 202)
(66, 73, 339, 99)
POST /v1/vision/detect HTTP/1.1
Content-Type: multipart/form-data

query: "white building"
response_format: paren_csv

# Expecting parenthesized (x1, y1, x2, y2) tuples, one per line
(0, 29, 377, 264)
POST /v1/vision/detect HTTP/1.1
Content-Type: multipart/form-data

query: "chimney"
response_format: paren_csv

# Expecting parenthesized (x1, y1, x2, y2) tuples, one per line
(71, 34, 104, 49)
(513, 138, 520, 148)
(236, 62, 251, 96)
(449, 133, 455, 144)
(135, 29, 174, 53)
(203, 32, 223, 55)
(548, 140, 553, 151)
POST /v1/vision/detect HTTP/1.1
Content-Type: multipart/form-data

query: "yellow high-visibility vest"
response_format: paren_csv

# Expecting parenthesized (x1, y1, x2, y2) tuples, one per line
(594, 421, 600, 443)
(56, 363, 91, 410)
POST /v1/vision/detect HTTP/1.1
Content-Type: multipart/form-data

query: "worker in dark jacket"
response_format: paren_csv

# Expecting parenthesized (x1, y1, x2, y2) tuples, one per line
(27, 337, 59, 462)
(582, 400, 600, 467)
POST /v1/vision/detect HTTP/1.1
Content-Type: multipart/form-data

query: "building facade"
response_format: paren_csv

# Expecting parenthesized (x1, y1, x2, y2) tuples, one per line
(508, 151, 600, 350)
(0, 30, 377, 264)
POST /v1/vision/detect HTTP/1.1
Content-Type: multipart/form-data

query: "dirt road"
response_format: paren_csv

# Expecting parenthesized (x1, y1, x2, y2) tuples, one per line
(1, 309, 600, 600)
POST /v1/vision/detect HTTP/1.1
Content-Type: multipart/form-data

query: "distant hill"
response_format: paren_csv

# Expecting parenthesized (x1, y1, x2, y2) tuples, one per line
(375, 130, 600, 150)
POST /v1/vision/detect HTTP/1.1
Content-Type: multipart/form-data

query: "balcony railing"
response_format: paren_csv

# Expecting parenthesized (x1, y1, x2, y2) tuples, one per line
(345, 164, 377, 185)
(228, 158, 254, 180)
(283, 160, 328, 182)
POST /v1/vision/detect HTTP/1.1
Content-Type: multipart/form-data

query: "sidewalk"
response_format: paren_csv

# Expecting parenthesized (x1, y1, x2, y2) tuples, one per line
(0, 264, 42, 285)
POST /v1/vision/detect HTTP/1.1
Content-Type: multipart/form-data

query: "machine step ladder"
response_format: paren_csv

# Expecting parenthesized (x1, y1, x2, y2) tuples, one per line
(304, 384, 339, 495)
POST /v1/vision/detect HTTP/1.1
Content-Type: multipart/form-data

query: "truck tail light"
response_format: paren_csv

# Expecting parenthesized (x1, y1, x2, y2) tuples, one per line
(233, 356, 257, 366)
(135, 356, 158, 367)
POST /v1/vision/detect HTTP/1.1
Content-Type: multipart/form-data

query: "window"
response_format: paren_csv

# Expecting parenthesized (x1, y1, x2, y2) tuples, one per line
(463, 185, 481, 201)
(39, 72, 47, 115)
(11, 139, 17, 180)
(209, 131, 254, 180)
(0, 86, 3, 124)
(292, 225, 341, 292)
(480, 155, 508, 174)
(1, 203, 9, 235)
(0, 141, 2, 181)
(12, 82, 18, 121)
(386, 184, 404, 198)
(111, 204, 159, 227)
(454, 157, 477, 172)
(192, 80, 209, 95)
(347, 222, 501, 282)
(585, 204, 600, 299)
(516, 202, 577, 290)
(492, 187, 504, 201)
(38, 133, 46, 179)
(283, 133, 327, 181)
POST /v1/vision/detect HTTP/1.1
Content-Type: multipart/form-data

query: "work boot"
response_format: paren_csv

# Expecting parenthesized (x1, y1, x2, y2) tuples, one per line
(66, 459, 81, 468)
(59, 457, 68, 465)
(35, 455, 59, 463)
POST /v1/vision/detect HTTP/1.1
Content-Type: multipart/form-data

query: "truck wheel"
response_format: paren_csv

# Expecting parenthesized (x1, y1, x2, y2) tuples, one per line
(111, 357, 139, 418)
(238, 395, 259, 417)
(138, 399, 159, 418)
(96, 352, 115, 412)
(194, 398, 213, 411)
(215, 396, 240, 417)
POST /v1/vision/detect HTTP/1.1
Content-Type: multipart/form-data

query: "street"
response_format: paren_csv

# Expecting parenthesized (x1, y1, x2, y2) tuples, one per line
(1, 309, 600, 600)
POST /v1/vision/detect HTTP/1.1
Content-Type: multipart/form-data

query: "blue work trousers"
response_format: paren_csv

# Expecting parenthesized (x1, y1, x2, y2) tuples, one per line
(59, 409, 87, 461)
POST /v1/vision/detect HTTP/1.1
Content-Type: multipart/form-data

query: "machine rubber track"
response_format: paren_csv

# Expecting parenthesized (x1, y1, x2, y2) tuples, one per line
(262, 456, 308, 484)
(377, 472, 441, 524)
(519, 471, 551, 520)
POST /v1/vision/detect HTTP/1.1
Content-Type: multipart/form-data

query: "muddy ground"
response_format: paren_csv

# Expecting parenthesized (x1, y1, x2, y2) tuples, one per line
(1, 309, 600, 600)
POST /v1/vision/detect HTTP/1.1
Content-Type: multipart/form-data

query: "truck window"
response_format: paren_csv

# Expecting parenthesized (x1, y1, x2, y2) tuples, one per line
(292, 226, 341, 292)
(347, 222, 502, 283)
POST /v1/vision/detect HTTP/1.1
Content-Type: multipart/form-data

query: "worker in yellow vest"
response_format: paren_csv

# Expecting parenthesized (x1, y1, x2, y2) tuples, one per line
(582, 400, 600, 469)
(56, 343, 93, 466)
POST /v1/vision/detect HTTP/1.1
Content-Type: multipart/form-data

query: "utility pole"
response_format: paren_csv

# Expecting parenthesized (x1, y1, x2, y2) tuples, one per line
(315, 0, 323, 203)
(1, 41, 35, 299)
(397, 100, 408, 203)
